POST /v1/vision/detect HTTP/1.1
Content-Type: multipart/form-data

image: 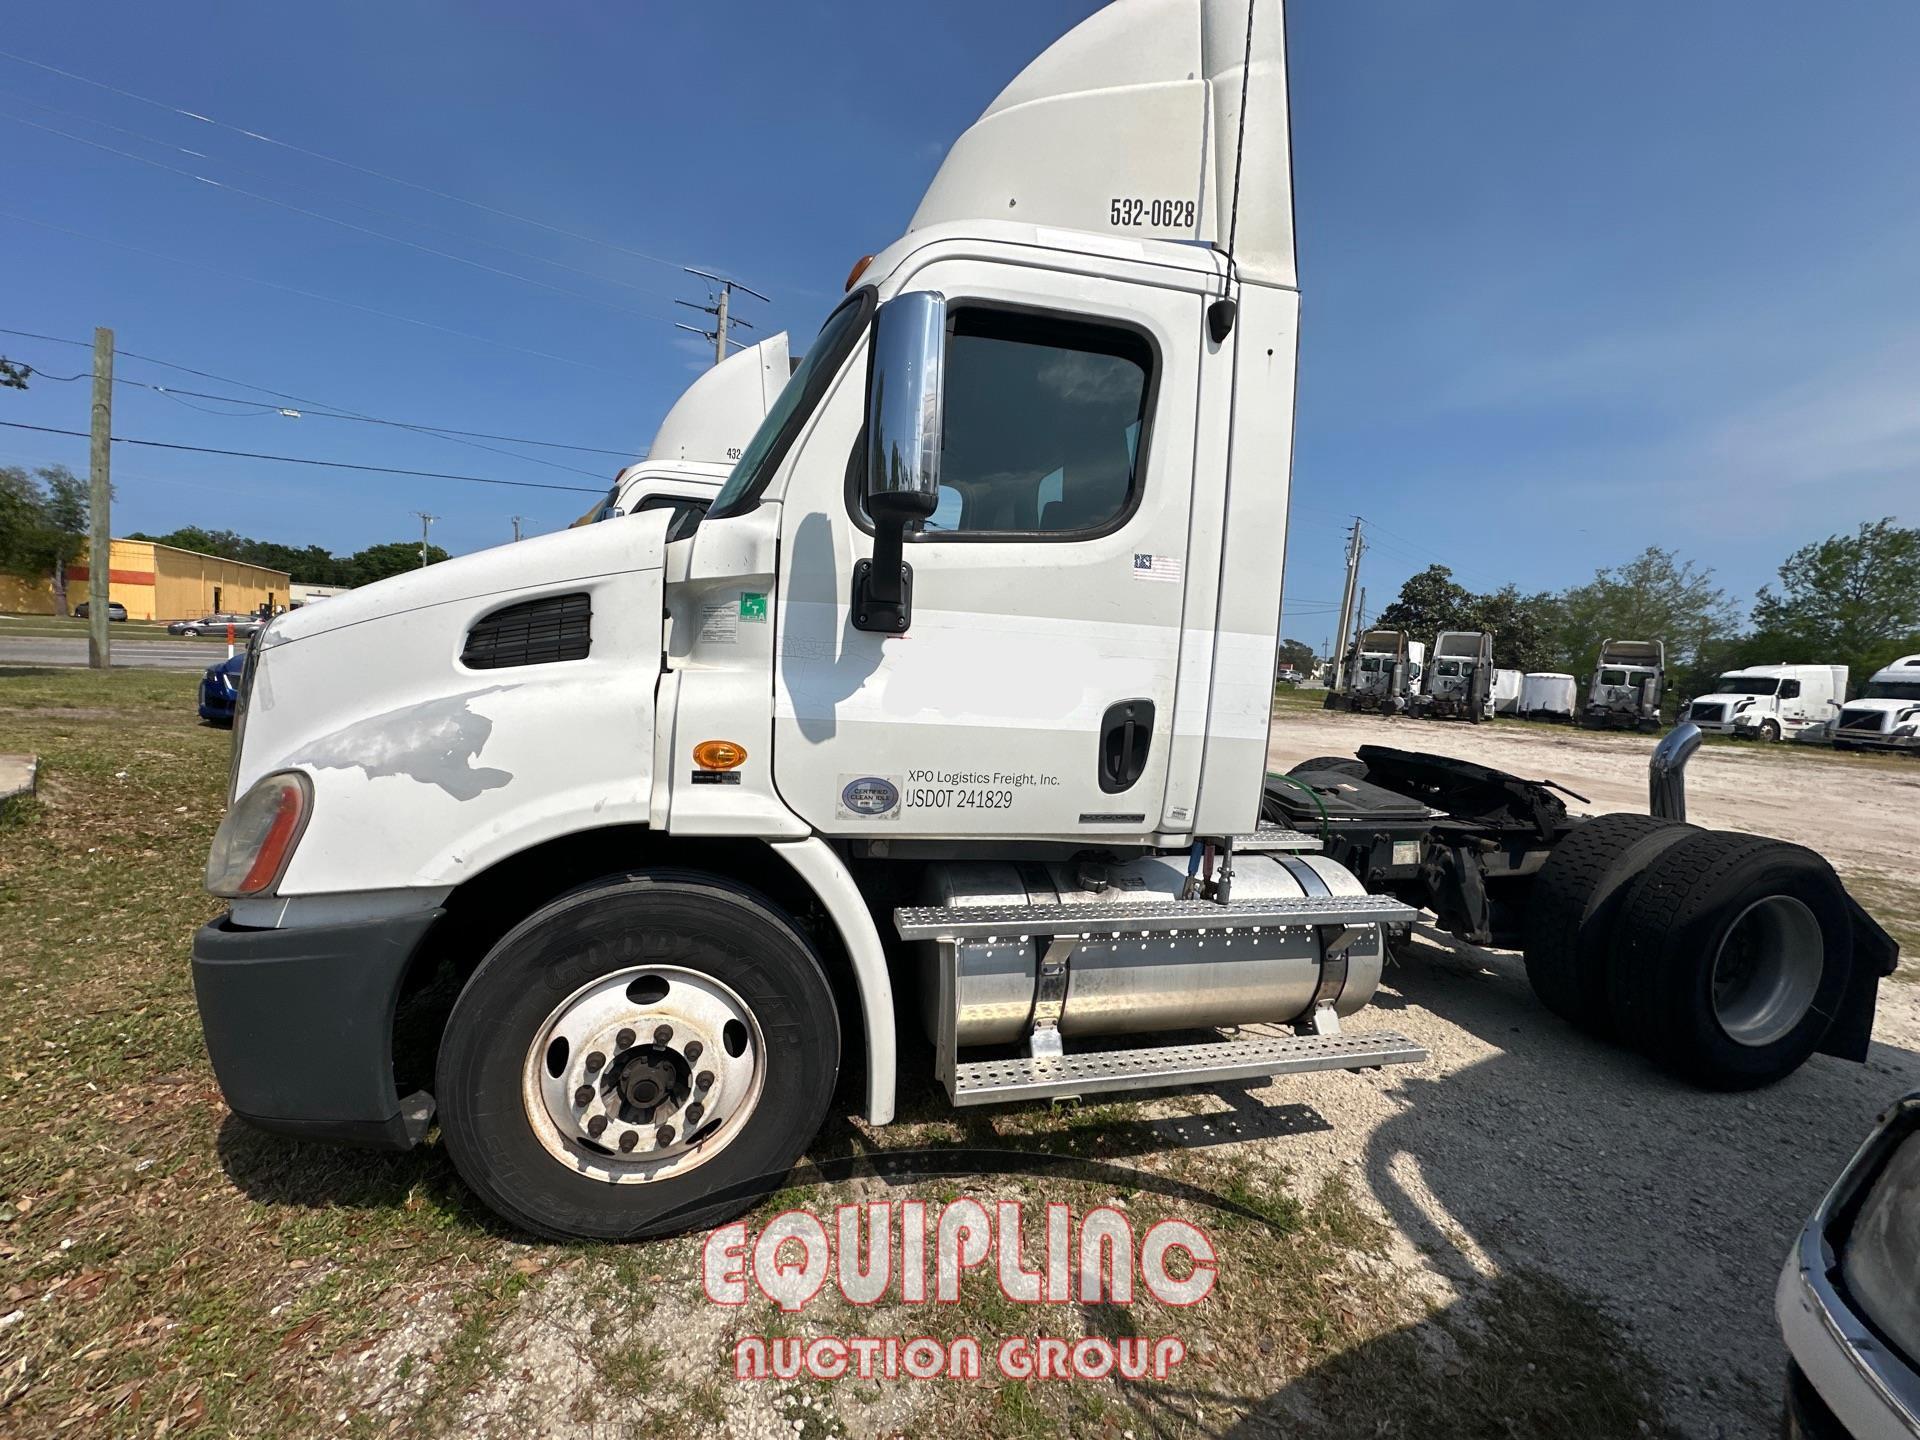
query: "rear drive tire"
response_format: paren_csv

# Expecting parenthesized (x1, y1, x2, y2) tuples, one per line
(1606, 831, 1851, 1089)
(1522, 813, 1696, 1036)
(436, 871, 841, 1240)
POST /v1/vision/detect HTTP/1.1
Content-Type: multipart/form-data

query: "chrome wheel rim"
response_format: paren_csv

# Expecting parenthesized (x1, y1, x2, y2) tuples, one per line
(1710, 895, 1822, 1047)
(521, 964, 765, 1184)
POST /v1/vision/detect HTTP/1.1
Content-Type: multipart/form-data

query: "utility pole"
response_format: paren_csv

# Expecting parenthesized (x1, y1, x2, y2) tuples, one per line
(675, 267, 769, 366)
(87, 327, 113, 669)
(1356, 586, 1367, 633)
(1329, 517, 1365, 694)
(412, 511, 438, 568)
(511, 516, 525, 542)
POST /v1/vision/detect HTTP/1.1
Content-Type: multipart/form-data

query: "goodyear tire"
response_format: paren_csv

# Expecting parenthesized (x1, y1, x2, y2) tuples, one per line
(436, 871, 841, 1240)
(1522, 813, 1696, 1035)
(1606, 832, 1851, 1089)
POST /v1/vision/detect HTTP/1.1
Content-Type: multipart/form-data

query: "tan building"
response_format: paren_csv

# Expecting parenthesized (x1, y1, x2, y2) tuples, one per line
(2, 539, 291, 621)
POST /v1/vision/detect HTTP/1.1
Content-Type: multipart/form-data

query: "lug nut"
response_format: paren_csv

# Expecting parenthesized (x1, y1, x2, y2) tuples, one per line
(584, 1051, 606, 1072)
(618, 1130, 638, 1152)
(684, 1040, 703, 1063)
(696, 1070, 715, 1091)
(685, 1102, 703, 1127)
(573, 1085, 594, 1106)
(587, 1115, 607, 1138)
(615, 1028, 635, 1050)
(653, 1024, 673, 1044)
(656, 1125, 676, 1146)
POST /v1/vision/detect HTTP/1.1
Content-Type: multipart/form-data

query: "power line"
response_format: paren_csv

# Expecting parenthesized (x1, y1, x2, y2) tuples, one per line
(0, 107, 683, 327)
(0, 209, 645, 382)
(0, 420, 605, 494)
(0, 46, 696, 275)
(0, 89, 682, 305)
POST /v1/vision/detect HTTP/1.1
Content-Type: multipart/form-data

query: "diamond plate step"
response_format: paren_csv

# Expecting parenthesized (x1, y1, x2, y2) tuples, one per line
(1226, 821, 1322, 853)
(894, 893, 1415, 943)
(949, 1029, 1426, 1105)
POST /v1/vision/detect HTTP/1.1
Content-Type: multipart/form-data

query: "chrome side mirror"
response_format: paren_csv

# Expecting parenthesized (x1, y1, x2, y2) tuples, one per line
(853, 290, 946, 634)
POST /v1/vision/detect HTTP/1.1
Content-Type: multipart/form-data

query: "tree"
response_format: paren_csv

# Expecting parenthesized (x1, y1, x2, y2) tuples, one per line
(1376, 564, 1476, 637)
(1277, 637, 1316, 676)
(1467, 584, 1560, 673)
(345, 540, 449, 586)
(0, 464, 90, 613)
(1749, 519, 1920, 682)
(1551, 547, 1739, 684)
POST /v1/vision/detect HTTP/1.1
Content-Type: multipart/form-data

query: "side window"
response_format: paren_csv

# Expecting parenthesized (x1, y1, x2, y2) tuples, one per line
(927, 308, 1152, 538)
(1780, 679, 1801, 700)
(634, 494, 711, 543)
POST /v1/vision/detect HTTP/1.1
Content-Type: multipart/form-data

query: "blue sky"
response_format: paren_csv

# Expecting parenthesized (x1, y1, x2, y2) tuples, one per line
(2, 2, 1915, 643)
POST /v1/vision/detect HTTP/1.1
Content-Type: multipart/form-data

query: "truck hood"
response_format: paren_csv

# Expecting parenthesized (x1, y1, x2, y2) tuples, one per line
(1692, 692, 1764, 708)
(1841, 699, 1912, 716)
(265, 521, 666, 649)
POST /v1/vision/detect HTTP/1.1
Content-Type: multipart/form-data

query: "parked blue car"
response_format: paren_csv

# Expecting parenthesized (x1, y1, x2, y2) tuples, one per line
(198, 652, 245, 725)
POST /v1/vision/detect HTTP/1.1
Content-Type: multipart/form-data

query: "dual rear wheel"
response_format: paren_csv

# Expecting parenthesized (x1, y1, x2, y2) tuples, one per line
(1523, 818, 1852, 1088)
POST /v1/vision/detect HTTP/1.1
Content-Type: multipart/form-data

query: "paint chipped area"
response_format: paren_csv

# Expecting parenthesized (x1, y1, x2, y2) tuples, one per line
(292, 688, 515, 801)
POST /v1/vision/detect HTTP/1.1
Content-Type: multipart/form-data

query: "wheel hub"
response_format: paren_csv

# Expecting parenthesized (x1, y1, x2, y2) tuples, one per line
(521, 965, 765, 1184)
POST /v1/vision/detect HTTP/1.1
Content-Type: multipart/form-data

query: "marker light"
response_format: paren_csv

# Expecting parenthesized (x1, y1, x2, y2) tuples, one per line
(844, 254, 875, 291)
(206, 771, 313, 897)
(693, 740, 748, 771)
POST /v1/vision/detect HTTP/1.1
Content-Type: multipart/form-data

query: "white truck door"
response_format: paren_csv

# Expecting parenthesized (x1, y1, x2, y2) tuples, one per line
(774, 265, 1201, 841)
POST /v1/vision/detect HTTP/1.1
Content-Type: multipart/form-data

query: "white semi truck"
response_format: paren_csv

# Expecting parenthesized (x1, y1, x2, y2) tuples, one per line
(1415, 630, 1493, 721)
(1831, 654, 1920, 753)
(190, 0, 1897, 1241)
(1682, 664, 1848, 742)
(1328, 628, 1415, 713)
(1581, 638, 1665, 731)
(570, 332, 793, 530)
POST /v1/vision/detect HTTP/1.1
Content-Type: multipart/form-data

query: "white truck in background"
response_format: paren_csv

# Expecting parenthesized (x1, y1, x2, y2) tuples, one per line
(1831, 654, 1920, 753)
(1682, 664, 1847, 742)
(1581, 638, 1665, 731)
(188, 0, 1898, 1243)
(569, 332, 793, 531)
(1327, 628, 1415, 713)
(1415, 630, 1493, 721)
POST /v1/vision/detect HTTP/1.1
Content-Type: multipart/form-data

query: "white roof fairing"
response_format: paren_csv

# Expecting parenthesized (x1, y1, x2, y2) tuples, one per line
(910, 0, 1294, 288)
(645, 331, 791, 464)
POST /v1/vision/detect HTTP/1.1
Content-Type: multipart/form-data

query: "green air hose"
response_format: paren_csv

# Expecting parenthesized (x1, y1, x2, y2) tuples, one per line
(1264, 770, 1332, 844)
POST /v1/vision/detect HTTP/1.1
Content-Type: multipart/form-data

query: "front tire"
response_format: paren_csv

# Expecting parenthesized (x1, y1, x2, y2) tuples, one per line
(1759, 720, 1782, 743)
(436, 871, 841, 1240)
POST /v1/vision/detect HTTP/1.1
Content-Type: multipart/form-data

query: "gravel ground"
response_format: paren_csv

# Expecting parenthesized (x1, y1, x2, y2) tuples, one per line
(1259, 705, 1920, 1438)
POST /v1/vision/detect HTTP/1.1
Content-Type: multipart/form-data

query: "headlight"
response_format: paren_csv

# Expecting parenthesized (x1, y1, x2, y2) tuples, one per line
(206, 771, 312, 898)
(1840, 1121, 1920, 1368)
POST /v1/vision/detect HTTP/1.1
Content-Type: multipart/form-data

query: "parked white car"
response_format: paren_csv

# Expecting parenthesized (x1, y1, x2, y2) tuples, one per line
(1832, 655, 1920, 754)
(1682, 664, 1847, 742)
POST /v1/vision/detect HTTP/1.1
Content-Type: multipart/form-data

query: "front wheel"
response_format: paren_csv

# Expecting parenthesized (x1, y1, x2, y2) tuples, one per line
(1759, 720, 1782, 743)
(436, 872, 841, 1240)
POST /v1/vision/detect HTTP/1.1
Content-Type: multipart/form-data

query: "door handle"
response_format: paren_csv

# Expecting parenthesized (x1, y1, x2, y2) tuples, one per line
(1098, 698, 1156, 794)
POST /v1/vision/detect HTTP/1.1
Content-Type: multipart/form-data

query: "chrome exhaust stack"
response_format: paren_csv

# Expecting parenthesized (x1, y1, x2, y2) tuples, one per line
(1649, 720, 1703, 821)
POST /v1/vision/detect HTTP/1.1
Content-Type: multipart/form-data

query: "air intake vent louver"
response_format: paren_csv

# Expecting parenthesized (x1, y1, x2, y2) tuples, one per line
(461, 593, 591, 670)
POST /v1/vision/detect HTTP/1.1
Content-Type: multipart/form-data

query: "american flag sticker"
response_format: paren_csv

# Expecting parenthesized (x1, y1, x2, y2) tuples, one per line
(1132, 552, 1182, 583)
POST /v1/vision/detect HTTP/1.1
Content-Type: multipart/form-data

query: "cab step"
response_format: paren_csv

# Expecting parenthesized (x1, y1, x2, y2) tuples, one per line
(894, 892, 1416, 943)
(1228, 821, 1323, 853)
(949, 1029, 1426, 1105)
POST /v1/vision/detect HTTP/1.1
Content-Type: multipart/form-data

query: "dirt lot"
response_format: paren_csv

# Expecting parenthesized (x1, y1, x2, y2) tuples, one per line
(1, 672, 1915, 1439)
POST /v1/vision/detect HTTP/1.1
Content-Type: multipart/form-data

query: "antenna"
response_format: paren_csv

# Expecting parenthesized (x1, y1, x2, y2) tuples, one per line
(1208, 0, 1259, 343)
(676, 268, 769, 367)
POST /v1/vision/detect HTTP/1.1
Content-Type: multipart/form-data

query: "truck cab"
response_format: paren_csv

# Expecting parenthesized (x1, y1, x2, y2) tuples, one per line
(1582, 638, 1665, 731)
(1416, 630, 1493, 721)
(568, 332, 792, 531)
(1832, 655, 1920, 752)
(1333, 628, 1412, 713)
(1683, 664, 1848, 742)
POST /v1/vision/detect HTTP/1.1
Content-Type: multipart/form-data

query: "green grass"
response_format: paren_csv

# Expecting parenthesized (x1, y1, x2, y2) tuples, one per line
(0, 666, 1683, 1438)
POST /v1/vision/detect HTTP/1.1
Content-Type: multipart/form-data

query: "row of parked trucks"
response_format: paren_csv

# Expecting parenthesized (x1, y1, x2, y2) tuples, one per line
(1328, 630, 1667, 729)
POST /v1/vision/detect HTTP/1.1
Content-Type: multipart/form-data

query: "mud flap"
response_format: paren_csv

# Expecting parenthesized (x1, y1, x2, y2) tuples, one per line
(1817, 895, 1899, 1063)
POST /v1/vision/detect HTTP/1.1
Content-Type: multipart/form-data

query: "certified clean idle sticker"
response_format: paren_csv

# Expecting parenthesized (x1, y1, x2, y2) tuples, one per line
(838, 775, 902, 821)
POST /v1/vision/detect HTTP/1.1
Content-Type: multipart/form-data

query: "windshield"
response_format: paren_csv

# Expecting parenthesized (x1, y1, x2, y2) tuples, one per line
(1715, 675, 1780, 696)
(709, 289, 874, 517)
(1437, 660, 1462, 677)
(1359, 656, 1388, 673)
(1863, 680, 1920, 702)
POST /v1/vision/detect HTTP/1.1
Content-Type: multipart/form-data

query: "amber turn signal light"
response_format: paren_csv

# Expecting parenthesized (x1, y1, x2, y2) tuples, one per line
(693, 740, 748, 771)
(844, 253, 875, 291)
